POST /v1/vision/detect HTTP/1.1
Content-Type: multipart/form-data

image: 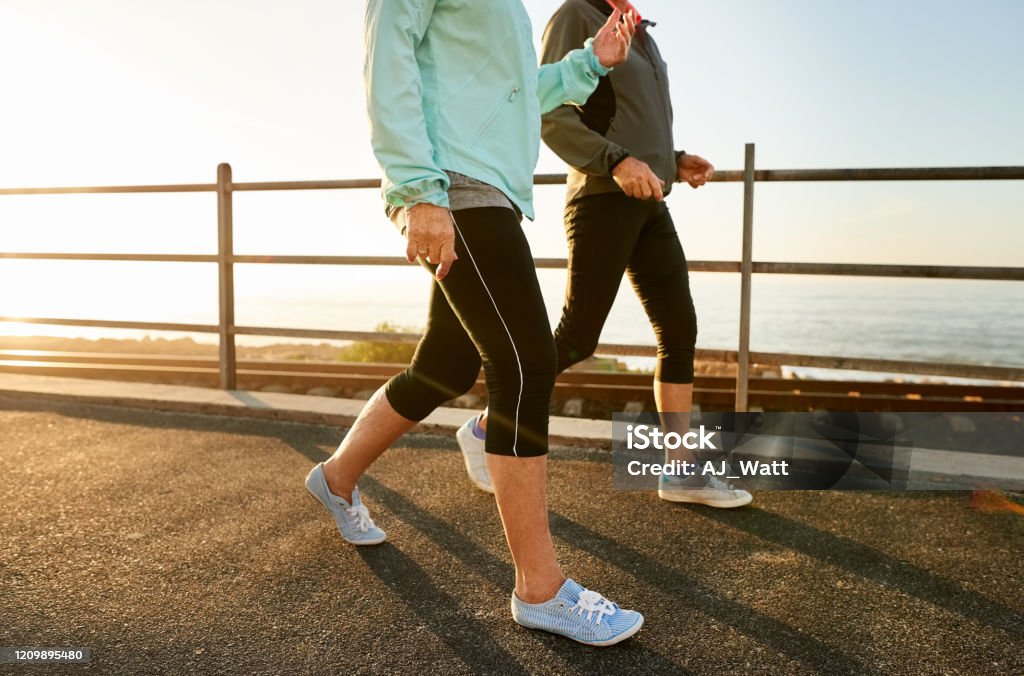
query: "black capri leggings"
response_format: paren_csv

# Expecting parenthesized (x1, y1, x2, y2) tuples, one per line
(554, 191, 697, 383)
(385, 207, 556, 457)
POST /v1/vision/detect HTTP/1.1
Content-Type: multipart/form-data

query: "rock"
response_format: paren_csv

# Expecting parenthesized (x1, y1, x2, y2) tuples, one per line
(260, 384, 292, 394)
(562, 398, 585, 417)
(624, 400, 645, 414)
(353, 389, 377, 400)
(946, 414, 976, 433)
(453, 394, 482, 409)
(306, 387, 339, 398)
(879, 412, 905, 434)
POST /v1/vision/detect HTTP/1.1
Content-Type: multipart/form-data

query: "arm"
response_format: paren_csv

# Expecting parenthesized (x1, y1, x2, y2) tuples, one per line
(365, 0, 456, 279)
(364, 0, 449, 209)
(536, 40, 609, 114)
(540, 86, 629, 177)
(676, 152, 716, 188)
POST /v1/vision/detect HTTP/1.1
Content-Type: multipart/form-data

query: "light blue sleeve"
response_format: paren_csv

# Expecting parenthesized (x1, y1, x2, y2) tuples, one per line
(536, 39, 611, 115)
(364, 0, 449, 209)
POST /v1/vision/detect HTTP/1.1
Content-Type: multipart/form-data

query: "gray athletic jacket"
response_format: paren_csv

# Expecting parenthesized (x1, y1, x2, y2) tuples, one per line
(541, 0, 683, 203)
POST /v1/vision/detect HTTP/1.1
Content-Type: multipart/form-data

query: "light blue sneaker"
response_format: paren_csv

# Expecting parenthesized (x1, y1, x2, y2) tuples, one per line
(304, 463, 386, 545)
(511, 579, 644, 646)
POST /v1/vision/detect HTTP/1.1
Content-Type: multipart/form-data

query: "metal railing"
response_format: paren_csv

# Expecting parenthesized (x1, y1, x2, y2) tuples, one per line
(2, 143, 1023, 411)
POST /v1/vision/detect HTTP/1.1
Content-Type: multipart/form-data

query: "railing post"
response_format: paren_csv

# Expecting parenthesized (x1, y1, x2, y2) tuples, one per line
(736, 143, 755, 412)
(216, 163, 237, 390)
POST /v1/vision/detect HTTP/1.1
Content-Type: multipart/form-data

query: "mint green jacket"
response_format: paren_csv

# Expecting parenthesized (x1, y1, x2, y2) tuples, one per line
(364, 0, 609, 220)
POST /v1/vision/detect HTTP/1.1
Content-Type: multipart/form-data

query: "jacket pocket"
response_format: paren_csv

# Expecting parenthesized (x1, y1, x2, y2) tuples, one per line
(469, 86, 521, 147)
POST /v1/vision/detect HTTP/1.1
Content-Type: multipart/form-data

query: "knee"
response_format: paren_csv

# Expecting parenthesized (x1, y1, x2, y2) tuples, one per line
(654, 307, 697, 384)
(655, 297, 698, 350)
(555, 332, 600, 371)
(488, 335, 557, 396)
(409, 351, 482, 398)
(446, 362, 483, 397)
(521, 336, 557, 390)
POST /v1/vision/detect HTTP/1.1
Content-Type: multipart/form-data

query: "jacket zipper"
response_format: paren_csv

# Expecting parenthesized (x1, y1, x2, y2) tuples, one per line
(470, 86, 520, 146)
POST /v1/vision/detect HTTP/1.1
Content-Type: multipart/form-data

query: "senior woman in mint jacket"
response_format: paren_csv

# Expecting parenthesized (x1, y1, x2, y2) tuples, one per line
(303, 0, 647, 647)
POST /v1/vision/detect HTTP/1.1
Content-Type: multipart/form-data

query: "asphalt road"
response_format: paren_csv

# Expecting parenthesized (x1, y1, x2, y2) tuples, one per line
(1, 396, 1022, 675)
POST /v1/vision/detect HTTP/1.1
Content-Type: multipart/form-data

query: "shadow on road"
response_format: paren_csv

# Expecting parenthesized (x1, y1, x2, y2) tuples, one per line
(693, 505, 1024, 636)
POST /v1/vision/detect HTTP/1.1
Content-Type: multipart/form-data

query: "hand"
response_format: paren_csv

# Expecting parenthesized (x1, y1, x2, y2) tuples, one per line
(676, 153, 715, 189)
(592, 8, 636, 69)
(405, 203, 457, 280)
(612, 157, 665, 201)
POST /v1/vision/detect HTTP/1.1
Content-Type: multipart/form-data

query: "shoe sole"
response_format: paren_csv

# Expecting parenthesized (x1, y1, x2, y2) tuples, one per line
(305, 470, 387, 546)
(516, 614, 644, 647)
(456, 424, 495, 495)
(658, 489, 753, 509)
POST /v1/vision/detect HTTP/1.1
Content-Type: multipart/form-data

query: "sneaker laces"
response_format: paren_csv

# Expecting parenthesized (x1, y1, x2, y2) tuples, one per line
(568, 590, 618, 625)
(344, 503, 377, 533)
(705, 474, 737, 491)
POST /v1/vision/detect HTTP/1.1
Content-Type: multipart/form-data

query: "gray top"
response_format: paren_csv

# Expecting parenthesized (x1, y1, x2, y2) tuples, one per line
(388, 171, 518, 233)
(541, 0, 681, 204)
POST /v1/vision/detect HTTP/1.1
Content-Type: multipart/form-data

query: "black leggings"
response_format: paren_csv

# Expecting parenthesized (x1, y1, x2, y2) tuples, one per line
(385, 207, 556, 457)
(555, 192, 697, 383)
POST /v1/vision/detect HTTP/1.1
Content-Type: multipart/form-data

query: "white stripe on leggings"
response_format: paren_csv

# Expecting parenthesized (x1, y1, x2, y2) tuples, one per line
(449, 212, 523, 457)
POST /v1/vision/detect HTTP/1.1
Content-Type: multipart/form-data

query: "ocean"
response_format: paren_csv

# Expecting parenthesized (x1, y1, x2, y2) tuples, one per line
(3, 258, 1022, 382)
(2, 186, 1021, 381)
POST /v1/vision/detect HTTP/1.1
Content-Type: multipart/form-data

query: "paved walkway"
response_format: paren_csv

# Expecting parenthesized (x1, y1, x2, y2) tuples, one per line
(1, 395, 1022, 674)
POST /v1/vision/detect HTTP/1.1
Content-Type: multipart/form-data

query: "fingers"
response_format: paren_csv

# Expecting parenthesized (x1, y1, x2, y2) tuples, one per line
(621, 10, 637, 41)
(614, 11, 635, 55)
(696, 158, 715, 185)
(689, 171, 712, 188)
(651, 176, 665, 201)
(642, 166, 664, 201)
(622, 176, 664, 200)
(434, 241, 456, 281)
(637, 180, 652, 200)
(602, 8, 623, 33)
(405, 237, 419, 264)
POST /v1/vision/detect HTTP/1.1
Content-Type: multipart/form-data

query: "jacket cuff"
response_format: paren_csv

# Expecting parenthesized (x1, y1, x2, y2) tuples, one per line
(386, 177, 451, 210)
(608, 149, 631, 174)
(583, 38, 611, 77)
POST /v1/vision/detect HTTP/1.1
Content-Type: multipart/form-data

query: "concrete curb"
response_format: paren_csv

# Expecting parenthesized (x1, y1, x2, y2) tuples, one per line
(2, 373, 1020, 486)
(0, 373, 609, 448)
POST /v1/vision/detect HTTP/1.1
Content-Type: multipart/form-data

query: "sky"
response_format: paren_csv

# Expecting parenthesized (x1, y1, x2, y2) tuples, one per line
(1, 0, 1022, 290)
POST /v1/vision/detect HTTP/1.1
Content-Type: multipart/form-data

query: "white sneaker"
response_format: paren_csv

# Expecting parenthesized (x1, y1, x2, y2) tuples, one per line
(456, 415, 494, 494)
(658, 473, 753, 508)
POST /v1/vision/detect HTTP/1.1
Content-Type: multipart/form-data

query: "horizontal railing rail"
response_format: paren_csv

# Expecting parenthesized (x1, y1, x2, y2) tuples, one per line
(3, 147, 1023, 409)
(4, 166, 1024, 196)
(4, 254, 1024, 281)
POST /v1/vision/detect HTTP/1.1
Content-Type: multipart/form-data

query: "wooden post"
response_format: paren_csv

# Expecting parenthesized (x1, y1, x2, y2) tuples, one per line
(736, 144, 755, 411)
(216, 163, 237, 390)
